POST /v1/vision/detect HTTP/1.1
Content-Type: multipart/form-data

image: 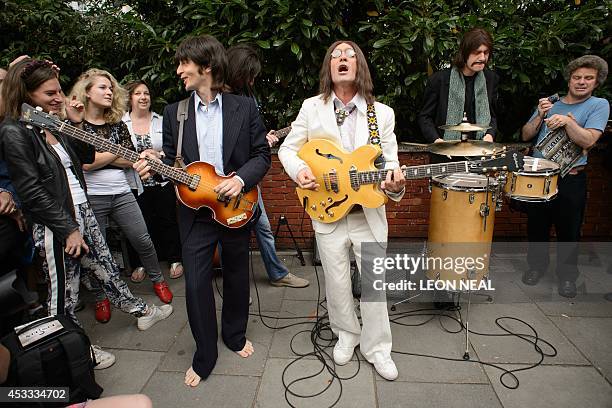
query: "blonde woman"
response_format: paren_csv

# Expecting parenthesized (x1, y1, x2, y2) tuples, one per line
(70, 69, 173, 323)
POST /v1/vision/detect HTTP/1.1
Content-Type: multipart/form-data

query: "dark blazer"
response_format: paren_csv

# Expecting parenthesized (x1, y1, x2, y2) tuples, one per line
(417, 68, 499, 143)
(161, 92, 271, 235)
(0, 119, 95, 241)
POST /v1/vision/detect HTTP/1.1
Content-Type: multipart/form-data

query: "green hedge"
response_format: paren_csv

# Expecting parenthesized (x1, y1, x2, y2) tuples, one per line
(1, 0, 610, 141)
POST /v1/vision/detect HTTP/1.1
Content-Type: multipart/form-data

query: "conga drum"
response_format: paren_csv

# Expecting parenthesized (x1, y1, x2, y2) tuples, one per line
(426, 173, 497, 286)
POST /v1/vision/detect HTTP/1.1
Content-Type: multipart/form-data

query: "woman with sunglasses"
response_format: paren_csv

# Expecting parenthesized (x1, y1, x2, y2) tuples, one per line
(69, 69, 173, 324)
(0, 59, 173, 368)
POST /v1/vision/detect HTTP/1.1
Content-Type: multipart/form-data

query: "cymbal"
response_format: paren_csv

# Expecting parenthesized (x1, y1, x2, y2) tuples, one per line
(429, 140, 504, 157)
(439, 122, 491, 132)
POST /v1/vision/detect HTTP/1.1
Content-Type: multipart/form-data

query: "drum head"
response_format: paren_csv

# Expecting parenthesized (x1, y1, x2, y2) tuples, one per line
(431, 173, 497, 192)
(520, 157, 560, 174)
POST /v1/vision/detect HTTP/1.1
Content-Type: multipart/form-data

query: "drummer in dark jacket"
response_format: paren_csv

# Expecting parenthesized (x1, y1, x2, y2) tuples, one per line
(417, 27, 499, 143)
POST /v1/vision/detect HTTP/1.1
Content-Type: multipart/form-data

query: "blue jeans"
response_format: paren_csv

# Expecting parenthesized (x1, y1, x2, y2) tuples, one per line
(255, 191, 288, 281)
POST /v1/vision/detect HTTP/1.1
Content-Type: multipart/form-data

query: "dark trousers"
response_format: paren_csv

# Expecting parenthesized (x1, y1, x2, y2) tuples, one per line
(128, 183, 182, 267)
(182, 211, 250, 379)
(527, 172, 587, 281)
(0, 216, 24, 276)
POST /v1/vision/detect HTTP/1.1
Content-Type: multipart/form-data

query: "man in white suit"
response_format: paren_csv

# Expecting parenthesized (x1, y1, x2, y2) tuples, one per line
(279, 40, 405, 380)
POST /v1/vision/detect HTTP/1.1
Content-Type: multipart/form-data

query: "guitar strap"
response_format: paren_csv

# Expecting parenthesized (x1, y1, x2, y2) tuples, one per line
(174, 97, 190, 170)
(366, 103, 385, 168)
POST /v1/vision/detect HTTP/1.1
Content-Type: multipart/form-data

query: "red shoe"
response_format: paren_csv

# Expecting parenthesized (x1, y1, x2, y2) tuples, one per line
(95, 299, 111, 323)
(153, 281, 173, 304)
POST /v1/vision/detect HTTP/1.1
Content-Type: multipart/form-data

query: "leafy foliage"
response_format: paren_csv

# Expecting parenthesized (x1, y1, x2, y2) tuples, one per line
(1, 0, 609, 140)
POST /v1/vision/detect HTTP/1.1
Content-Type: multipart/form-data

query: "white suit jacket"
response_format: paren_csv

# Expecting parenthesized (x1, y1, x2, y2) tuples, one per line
(278, 94, 404, 243)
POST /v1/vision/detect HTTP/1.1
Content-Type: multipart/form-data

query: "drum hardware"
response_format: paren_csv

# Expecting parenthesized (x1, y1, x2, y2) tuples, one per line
(493, 172, 507, 212)
(442, 191, 448, 200)
(390, 243, 426, 311)
(544, 177, 551, 195)
(479, 203, 490, 218)
(469, 193, 475, 204)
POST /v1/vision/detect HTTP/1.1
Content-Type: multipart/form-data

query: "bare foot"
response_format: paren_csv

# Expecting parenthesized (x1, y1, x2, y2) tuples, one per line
(236, 339, 254, 358)
(184, 366, 201, 387)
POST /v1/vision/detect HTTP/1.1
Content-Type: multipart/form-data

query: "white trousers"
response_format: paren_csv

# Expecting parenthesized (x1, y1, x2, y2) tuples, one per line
(315, 211, 392, 363)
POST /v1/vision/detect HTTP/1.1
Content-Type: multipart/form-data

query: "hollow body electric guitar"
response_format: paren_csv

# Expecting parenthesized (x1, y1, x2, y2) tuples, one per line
(21, 103, 258, 228)
(297, 139, 524, 223)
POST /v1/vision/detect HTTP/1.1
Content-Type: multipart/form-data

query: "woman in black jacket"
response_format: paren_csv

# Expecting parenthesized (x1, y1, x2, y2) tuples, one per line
(0, 59, 173, 367)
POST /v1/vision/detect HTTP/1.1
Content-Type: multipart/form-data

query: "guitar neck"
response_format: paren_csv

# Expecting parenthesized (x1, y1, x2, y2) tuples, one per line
(357, 161, 469, 185)
(55, 121, 192, 185)
(274, 126, 291, 141)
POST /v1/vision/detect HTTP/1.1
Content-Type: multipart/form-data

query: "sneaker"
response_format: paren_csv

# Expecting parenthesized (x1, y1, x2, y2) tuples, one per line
(92, 345, 116, 370)
(270, 273, 310, 288)
(169, 262, 184, 279)
(558, 280, 577, 298)
(95, 299, 111, 323)
(137, 304, 173, 331)
(153, 281, 173, 304)
(373, 357, 398, 381)
(333, 342, 356, 366)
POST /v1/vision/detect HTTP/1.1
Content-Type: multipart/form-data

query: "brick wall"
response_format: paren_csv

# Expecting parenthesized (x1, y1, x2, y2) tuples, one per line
(262, 146, 612, 249)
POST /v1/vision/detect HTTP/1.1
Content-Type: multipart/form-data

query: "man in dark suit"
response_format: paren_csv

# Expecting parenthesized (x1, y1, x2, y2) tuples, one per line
(135, 34, 270, 387)
(417, 28, 499, 143)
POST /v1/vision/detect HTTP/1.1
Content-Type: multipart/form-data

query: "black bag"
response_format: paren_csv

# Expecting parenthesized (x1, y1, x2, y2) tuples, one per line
(1, 314, 103, 407)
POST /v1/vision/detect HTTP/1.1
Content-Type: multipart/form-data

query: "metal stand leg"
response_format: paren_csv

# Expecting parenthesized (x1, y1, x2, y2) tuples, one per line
(390, 293, 421, 311)
(463, 288, 473, 360)
(274, 215, 306, 266)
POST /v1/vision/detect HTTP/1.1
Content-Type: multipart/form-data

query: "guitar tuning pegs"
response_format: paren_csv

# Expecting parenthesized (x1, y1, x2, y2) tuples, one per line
(35, 106, 43, 111)
(318, 214, 324, 220)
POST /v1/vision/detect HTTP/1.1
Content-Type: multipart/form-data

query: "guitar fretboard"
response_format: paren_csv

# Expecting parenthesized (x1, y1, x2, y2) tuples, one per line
(356, 161, 469, 185)
(56, 121, 194, 186)
(274, 126, 291, 141)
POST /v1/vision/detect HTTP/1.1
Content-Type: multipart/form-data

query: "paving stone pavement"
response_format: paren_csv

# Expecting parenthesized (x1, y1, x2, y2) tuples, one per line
(76, 251, 612, 408)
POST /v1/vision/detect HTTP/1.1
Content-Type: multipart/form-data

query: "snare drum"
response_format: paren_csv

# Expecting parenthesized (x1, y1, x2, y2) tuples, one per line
(504, 157, 559, 202)
(426, 174, 496, 284)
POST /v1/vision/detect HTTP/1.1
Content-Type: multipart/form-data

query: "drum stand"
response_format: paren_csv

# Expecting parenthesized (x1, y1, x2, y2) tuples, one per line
(455, 274, 493, 360)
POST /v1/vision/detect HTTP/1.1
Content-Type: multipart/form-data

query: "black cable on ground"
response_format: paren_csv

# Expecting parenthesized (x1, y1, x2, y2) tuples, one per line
(213, 218, 558, 405)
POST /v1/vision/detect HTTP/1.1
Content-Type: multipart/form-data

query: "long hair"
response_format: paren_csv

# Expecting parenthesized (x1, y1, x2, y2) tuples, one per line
(319, 40, 374, 104)
(69, 68, 127, 124)
(124, 79, 151, 112)
(565, 55, 608, 88)
(0, 58, 60, 121)
(225, 44, 261, 96)
(452, 28, 493, 70)
(175, 34, 227, 92)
